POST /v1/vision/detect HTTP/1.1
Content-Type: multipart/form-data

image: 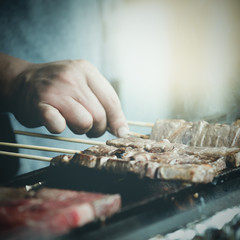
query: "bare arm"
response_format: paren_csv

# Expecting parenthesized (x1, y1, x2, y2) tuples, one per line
(0, 53, 129, 137)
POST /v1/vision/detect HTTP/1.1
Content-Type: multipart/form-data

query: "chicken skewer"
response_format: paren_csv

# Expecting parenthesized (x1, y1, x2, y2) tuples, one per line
(1, 135, 240, 183)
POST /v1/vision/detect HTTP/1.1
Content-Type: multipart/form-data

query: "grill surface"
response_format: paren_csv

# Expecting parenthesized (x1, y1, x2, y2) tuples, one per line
(2, 165, 240, 240)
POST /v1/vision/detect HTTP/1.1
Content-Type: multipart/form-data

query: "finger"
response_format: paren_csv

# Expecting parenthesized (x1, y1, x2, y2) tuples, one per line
(86, 73, 129, 137)
(74, 88, 107, 138)
(52, 95, 93, 135)
(38, 103, 66, 134)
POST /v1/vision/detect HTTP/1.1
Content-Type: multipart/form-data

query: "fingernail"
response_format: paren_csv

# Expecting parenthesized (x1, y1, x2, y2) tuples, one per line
(117, 126, 129, 137)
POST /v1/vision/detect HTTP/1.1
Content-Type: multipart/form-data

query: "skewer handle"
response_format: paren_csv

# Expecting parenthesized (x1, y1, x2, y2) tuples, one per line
(14, 130, 104, 145)
(127, 120, 154, 128)
(0, 150, 52, 162)
(0, 142, 80, 154)
(128, 132, 149, 139)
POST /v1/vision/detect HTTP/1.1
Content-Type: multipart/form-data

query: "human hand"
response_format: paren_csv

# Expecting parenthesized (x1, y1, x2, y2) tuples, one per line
(11, 59, 129, 137)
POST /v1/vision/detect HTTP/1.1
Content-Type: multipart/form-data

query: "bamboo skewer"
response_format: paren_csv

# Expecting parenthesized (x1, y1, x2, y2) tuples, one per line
(13, 120, 152, 146)
(128, 131, 150, 139)
(0, 142, 80, 154)
(1, 121, 155, 163)
(0, 150, 51, 162)
(14, 130, 104, 145)
(127, 120, 154, 128)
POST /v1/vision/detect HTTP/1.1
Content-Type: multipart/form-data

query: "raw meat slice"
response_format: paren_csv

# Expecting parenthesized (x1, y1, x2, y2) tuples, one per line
(0, 187, 121, 238)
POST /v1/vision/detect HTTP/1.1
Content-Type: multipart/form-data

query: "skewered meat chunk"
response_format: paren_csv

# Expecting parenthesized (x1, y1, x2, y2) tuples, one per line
(150, 119, 240, 148)
(147, 144, 240, 167)
(51, 136, 240, 183)
(83, 144, 118, 156)
(51, 153, 226, 183)
(106, 136, 156, 149)
(71, 153, 98, 168)
(156, 163, 214, 183)
(157, 157, 226, 182)
(52, 153, 112, 169)
(145, 139, 175, 153)
(51, 154, 73, 165)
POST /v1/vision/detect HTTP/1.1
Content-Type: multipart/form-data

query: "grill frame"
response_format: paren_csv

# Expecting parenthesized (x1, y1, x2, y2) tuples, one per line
(2, 165, 240, 240)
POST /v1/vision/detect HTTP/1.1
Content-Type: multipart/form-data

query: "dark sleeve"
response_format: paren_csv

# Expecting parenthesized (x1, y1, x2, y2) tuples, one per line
(0, 113, 19, 183)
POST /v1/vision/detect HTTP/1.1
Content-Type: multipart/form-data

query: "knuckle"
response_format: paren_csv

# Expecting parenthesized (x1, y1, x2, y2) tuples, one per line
(86, 110, 107, 138)
(54, 64, 78, 83)
(57, 69, 75, 84)
(57, 70, 70, 81)
(92, 109, 106, 124)
(81, 119, 93, 131)
(49, 126, 64, 134)
(76, 59, 95, 73)
(76, 115, 93, 134)
(77, 59, 91, 67)
(39, 104, 66, 134)
(42, 106, 53, 120)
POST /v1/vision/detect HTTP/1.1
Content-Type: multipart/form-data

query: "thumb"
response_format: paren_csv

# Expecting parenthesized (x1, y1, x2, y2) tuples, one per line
(107, 108, 129, 137)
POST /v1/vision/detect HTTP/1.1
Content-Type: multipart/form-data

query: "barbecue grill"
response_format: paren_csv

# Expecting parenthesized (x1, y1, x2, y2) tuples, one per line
(2, 161, 240, 240)
(1, 120, 240, 240)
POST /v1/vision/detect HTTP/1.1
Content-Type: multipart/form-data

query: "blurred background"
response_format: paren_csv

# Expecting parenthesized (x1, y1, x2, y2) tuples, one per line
(0, 0, 240, 175)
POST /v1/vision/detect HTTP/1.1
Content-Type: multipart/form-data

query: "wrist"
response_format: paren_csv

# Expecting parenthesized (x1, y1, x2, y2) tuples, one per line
(0, 53, 32, 112)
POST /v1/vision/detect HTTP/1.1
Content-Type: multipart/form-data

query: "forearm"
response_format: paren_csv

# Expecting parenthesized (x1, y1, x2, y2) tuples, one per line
(0, 53, 31, 112)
